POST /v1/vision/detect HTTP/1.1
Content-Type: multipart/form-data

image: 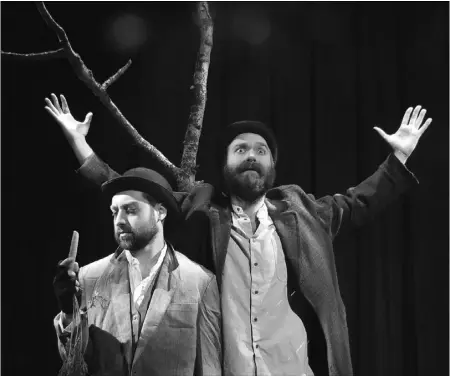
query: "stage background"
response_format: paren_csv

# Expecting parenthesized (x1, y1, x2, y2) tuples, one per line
(2, 2, 448, 375)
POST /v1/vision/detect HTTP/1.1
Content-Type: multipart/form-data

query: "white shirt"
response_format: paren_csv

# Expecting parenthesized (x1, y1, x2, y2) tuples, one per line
(124, 245, 167, 309)
(222, 201, 314, 376)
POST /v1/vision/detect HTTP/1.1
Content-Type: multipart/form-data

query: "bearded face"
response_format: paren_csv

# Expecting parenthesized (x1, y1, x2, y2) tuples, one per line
(223, 133, 276, 204)
(114, 221, 158, 253)
(111, 190, 161, 254)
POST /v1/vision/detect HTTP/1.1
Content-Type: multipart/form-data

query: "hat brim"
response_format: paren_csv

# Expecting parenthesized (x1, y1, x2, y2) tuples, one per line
(101, 176, 180, 219)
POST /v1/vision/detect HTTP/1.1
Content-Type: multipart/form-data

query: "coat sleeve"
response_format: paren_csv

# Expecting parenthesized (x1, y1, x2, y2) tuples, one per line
(313, 153, 419, 239)
(77, 153, 121, 187)
(195, 275, 222, 376)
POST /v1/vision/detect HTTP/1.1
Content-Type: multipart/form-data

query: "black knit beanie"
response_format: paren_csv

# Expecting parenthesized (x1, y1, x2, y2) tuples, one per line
(216, 120, 278, 169)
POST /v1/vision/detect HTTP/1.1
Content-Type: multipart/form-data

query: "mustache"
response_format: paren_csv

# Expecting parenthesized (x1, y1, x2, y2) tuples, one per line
(116, 226, 132, 234)
(236, 161, 263, 174)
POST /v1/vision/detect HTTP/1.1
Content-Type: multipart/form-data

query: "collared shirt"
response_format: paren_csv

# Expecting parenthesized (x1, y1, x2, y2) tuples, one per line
(222, 200, 314, 376)
(123, 244, 167, 309)
(59, 244, 167, 330)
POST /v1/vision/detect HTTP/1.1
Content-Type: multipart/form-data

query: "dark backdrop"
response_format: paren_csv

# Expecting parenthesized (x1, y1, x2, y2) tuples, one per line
(2, 2, 448, 376)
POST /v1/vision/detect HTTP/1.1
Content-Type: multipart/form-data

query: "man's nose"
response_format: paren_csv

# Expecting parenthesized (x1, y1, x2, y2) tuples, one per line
(246, 149, 256, 160)
(114, 211, 127, 226)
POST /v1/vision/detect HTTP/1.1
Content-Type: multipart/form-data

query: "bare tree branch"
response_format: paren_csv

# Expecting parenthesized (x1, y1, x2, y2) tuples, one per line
(101, 60, 133, 91)
(1, 48, 65, 60)
(34, 2, 180, 178)
(6, 2, 214, 190)
(178, 1, 214, 191)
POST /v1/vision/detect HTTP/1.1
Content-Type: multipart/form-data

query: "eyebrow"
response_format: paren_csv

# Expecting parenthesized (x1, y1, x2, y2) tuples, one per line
(233, 142, 268, 149)
(110, 202, 139, 211)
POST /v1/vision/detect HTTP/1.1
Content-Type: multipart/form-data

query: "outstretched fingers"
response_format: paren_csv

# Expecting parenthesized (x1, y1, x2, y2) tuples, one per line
(419, 118, 432, 135)
(60, 94, 70, 114)
(401, 107, 413, 125)
(45, 97, 59, 115)
(408, 105, 422, 126)
(44, 105, 57, 119)
(414, 108, 427, 129)
(51, 93, 63, 113)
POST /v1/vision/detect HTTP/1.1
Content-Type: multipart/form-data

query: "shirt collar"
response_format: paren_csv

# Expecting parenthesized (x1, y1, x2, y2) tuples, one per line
(231, 197, 269, 222)
(121, 243, 167, 266)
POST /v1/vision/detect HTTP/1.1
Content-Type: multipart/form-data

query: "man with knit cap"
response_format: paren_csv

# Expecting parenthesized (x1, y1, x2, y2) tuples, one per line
(46, 93, 432, 376)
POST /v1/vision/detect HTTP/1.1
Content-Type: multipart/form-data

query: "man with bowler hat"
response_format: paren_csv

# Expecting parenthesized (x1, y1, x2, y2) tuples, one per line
(53, 165, 222, 376)
(46, 93, 431, 376)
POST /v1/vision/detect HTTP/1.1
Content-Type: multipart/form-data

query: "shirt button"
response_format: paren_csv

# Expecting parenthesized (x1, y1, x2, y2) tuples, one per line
(255, 344, 259, 349)
(253, 317, 258, 322)
(133, 314, 138, 321)
(254, 290, 259, 294)
(253, 262, 258, 267)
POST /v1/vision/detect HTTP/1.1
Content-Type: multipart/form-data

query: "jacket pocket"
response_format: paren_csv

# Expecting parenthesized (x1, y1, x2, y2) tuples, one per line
(165, 303, 198, 328)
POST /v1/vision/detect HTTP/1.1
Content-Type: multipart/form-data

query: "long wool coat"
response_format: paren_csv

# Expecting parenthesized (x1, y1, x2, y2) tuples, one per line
(79, 153, 418, 375)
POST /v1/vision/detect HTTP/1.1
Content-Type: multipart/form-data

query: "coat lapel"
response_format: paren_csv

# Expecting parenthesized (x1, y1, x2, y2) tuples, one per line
(88, 250, 134, 366)
(209, 204, 232, 291)
(266, 199, 302, 279)
(132, 247, 178, 366)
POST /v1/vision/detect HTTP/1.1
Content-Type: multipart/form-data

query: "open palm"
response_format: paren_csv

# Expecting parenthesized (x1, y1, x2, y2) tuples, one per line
(45, 93, 93, 138)
(374, 105, 432, 159)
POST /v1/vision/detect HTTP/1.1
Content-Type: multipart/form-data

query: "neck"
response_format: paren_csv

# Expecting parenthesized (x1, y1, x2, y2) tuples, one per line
(230, 195, 265, 219)
(132, 231, 166, 264)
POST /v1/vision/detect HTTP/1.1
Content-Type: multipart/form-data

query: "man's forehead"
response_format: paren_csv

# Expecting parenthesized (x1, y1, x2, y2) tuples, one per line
(111, 190, 148, 206)
(230, 133, 268, 146)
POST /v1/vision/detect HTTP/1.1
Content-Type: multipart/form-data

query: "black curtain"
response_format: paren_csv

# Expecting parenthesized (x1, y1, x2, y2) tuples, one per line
(2, 2, 448, 376)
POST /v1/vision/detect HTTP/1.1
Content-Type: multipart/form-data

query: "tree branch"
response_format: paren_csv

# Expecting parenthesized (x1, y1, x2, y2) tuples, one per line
(1, 48, 65, 60)
(6, 2, 214, 191)
(178, 1, 213, 191)
(101, 60, 133, 91)
(34, 2, 180, 178)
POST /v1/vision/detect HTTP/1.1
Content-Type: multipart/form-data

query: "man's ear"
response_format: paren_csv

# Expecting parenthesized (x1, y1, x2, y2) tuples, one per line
(158, 204, 167, 222)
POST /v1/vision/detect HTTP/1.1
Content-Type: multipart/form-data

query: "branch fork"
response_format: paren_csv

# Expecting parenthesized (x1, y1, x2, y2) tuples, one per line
(3, 1, 213, 191)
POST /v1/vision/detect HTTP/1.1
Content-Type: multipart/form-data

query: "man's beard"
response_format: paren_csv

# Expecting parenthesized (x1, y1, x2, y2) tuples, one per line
(223, 160, 276, 204)
(114, 224, 158, 253)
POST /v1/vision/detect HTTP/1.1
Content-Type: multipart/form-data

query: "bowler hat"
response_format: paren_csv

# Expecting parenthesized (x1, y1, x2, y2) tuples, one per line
(101, 168, 179, 219)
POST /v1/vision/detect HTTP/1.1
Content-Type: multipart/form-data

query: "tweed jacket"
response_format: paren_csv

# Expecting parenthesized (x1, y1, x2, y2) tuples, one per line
(78, 153, 418, 376)
(54, 245, 222, 376)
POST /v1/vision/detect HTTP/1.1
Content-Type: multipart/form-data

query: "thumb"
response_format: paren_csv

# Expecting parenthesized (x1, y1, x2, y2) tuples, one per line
(83, 112, 93, 125)
(373, 126, 389, 141)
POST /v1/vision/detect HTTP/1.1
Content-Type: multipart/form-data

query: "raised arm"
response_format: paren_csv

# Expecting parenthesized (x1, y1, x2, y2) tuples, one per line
(373, 105, 432, 165)
(45, 93, 94, 165)
(45, 93, 120, 186)
(316, 105, 432, 239)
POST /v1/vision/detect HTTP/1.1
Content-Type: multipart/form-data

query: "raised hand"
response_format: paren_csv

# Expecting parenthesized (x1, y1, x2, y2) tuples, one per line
(45, 93, 93, 140)
(374, 105, 432, 164)
(53, 231, 82, 315)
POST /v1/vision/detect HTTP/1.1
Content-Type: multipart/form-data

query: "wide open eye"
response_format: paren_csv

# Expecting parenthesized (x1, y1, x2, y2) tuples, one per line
(257, 148, 267, 155)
